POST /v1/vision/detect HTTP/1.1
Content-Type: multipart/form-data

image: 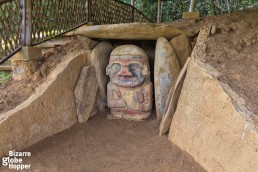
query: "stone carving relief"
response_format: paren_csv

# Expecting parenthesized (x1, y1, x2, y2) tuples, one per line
(106, 45, 153, 120)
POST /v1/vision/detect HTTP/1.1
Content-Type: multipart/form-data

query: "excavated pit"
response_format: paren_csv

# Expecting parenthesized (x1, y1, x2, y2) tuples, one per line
(0, 112, 205, 172)
(0, 37, 205, 171)
(1, 8, 258, 171)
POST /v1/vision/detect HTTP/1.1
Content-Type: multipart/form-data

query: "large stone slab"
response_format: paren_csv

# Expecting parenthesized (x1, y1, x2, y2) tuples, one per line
(90, 41, 113, 101)
(154, 37, 180, 119)
(159, 58, 190, 135)
(0, 50, 90, 157)
(65, 23, 194, 40)
(75, 65, 98, 123)
(196, 26, 211, 45)
(170, 34, 192, 68)
(77, 36, 99, 50)
(169, 59, 258, 172)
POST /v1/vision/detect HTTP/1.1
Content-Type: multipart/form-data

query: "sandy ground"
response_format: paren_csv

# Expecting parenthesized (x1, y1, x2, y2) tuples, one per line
(1, 112, 205, 172)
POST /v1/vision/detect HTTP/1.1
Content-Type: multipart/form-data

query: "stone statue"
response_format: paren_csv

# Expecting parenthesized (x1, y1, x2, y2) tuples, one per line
(106, 45, 153, 120)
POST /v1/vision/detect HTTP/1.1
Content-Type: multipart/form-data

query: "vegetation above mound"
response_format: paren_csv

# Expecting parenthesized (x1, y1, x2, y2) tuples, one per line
(121, 0, 257, 22)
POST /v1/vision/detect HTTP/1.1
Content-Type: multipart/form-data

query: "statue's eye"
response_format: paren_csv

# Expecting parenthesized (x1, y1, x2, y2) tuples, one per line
(111, 63, 121, 72)
(130, 63, 141, 71)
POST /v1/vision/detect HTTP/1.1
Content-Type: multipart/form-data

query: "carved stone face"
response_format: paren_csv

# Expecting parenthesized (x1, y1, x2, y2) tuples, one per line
(106, 45, 152, 121)
(106, 45, 150, 88)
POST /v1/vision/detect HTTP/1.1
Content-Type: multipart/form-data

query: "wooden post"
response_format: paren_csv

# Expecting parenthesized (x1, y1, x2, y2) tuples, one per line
(131, 6, 135, 22)
(131, 0, 134, 6)
(211, 0, 215, 15)
(85, 0, 88, 21)
(21, 0, 32, 46)
(157, 0, 161, 23)
(87, 0, 92, 22)
(189, 0, 197, 12)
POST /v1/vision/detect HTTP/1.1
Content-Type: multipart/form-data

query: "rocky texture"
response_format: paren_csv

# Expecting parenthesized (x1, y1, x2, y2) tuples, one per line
(77, 36, 99, 50)
(10, 47, 43, 80)
(154, 37, 180, 119)
(90, 41, 113, 101)
(0, 51, 90, 157)
(169, 59, 258, 172)
(210, 25, 217, 35)
(11, 60, 39, 80)
(159, 58, 190, 135)
(65, 23, 194, 40)
(196, 26, 211, 44)
(74, 65, 98, 123)
(35, 37, 73, 48)
(170, 34, 192, 68)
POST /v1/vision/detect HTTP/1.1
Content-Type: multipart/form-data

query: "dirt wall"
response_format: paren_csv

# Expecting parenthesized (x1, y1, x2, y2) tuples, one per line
(0, 50, 90, 157)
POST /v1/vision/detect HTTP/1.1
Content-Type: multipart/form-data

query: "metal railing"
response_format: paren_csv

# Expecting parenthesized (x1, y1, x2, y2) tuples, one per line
(0, 0, 22, 63)
(0, 0, 150, 64)
(31, 0, 87, 44)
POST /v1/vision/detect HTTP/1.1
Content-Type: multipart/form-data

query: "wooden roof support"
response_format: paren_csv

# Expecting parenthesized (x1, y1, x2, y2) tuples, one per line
(131, 0, 134, 6)
(157, 0, 161, 23)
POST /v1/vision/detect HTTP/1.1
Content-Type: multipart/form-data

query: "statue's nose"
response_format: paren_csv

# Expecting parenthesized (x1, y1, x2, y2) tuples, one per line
(117, 66, 133, 77)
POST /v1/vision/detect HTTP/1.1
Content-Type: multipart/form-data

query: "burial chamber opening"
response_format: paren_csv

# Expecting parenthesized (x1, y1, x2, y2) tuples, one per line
(92, 36, 190, 121)
(23, 36, 202, 171)
(104, 39, 157, 121)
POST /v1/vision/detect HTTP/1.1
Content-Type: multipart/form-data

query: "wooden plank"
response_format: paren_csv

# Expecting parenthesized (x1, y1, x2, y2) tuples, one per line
(21, 0, 32, 46)
(0, 65, 12, 71)
(157, 0, 161, 23)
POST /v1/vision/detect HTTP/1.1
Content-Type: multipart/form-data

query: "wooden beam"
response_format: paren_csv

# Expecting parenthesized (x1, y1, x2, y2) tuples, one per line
(157, 0, 161, 23)
(0, 65, 12, 71)
(211, 0, 215, 15)
(131, 0, 134, 6)
(189, 0, 197, 12)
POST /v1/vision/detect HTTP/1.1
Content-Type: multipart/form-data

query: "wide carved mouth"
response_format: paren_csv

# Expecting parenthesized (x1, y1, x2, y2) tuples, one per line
(112, 76, 143, 87)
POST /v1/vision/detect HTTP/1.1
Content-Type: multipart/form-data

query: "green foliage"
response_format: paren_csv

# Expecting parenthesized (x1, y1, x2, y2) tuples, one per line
(119, 0, 258, 22)
(0, 71, 10, 84)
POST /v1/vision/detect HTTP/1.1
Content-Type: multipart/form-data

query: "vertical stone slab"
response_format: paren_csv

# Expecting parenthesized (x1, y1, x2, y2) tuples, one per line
(169, 60, 258, 172)
(154, 37, 180, 119)
(170, 34, 192, 68)
(77, 36, 99, 50)
(0, 51, 89, 157)
(74, 65, 98, 123)
(159, 58, 190, 135)
(90, 42, 113, 101)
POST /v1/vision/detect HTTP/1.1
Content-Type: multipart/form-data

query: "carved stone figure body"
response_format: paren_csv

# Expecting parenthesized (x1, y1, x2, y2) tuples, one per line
(106, 45, 153, 120)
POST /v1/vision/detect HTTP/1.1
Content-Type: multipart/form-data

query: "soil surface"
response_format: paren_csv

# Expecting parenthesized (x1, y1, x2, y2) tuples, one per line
(169, 8, 258, 123)
(203, 10, 258, 124)
(0, 112, 205, 172)
(0, 37, 84, 114)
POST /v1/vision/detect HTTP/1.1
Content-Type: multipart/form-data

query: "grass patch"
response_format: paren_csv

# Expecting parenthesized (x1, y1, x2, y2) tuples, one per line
(0, 71, 10, 84)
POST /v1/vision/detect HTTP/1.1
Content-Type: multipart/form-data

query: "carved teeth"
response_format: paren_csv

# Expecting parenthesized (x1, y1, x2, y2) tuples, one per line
(118, 80, 135, 85)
